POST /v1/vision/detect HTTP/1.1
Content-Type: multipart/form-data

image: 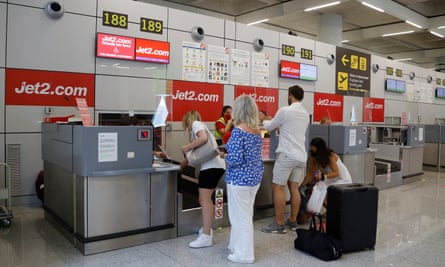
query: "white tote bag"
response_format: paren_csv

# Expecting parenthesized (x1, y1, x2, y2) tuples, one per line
(306, 181, 327, 214)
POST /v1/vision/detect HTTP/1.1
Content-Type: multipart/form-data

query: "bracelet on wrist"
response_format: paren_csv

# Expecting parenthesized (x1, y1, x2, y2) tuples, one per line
(321, 173, 327, 181)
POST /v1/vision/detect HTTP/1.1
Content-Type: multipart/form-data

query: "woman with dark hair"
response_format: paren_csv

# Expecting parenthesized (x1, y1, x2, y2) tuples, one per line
(214, 105, 233, 144)
(303, 137, 352, 187)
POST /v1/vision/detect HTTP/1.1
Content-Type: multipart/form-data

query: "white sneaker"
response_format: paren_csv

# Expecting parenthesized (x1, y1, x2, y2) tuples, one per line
(227, 254, 254, 264)
(198, 227, 213, 236)
(189, 233, 212, 248)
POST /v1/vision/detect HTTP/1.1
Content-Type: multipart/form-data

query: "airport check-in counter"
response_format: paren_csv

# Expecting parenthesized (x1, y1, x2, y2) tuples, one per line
(370, 124, 424, 189)
(423, 124, 444, 169)
(309, 124, 374, 185)
(42, 123, 179, 255)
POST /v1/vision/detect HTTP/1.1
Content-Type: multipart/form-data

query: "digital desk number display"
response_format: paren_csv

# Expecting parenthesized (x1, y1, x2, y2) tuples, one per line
(103, 11, 128, 29)
(300, 48, 313, 60)
(140, 18, 163, 34)
(281, 44, 295, 57)
(137, 129, 152, 141)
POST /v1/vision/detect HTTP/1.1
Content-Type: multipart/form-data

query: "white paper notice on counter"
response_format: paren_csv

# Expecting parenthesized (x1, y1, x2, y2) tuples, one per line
(419, 127, 424, 141)
(349, 128, 357, 146)
(98, 132, 118, 162)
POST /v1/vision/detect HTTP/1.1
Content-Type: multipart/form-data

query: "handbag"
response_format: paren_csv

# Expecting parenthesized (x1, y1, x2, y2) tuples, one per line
(294, 214, 343, 261)
(306, 181, 327, 214)
(186, 128, 219, 166)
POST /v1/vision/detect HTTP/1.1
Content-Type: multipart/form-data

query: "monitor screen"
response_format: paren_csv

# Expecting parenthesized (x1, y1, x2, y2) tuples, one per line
(279, 60, 300, 79)
(135, 38, 170, 64)
(96, 33, 135, 60)
(300, 63, 317, 81)
(436, 87, 445, 98)
(385, 78, 405, 93)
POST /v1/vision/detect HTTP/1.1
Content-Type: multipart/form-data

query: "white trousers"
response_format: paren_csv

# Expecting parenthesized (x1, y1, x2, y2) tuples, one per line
(227, 183, 260, 262)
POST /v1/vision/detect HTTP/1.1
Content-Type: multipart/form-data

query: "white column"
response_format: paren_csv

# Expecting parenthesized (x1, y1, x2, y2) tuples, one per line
(318, 13, 342, 46)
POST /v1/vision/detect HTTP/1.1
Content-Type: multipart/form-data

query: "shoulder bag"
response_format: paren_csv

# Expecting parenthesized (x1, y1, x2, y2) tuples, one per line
(186, 128, 219, 166)
(294, 214, 343, 261)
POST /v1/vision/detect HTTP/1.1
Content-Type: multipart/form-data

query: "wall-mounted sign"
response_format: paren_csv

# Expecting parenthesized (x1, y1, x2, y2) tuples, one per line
(335, 47, 370, 97)
(437, 78, 441, 85)
(102, 11, 128, 29)
(386, 67, 393, 76)
(168, 80, 223, 121)
(300, 48, 313, 60)
(443, 79, 445, 86)
(96, 33, 135, 60)
(140, 17, 163, 34)
(135, 39, 170, 63)
(234, 85, 279, 117)
(313, 92, 344, 122)
(395, 69, 403, 77)
(363, 97, 384, 122)
(281, 44, 295, 57)
(5, 69, 95, 107)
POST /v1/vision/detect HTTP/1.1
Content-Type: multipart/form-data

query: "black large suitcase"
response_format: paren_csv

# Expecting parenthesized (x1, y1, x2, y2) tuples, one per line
(326, 183, 378, 252)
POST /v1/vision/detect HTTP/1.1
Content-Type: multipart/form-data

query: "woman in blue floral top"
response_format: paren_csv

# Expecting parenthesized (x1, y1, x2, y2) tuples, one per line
(224, 95, 264, 264)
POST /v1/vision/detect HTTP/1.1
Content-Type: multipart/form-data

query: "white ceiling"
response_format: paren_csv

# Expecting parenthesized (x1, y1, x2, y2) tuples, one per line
(139, 0, 445, 70)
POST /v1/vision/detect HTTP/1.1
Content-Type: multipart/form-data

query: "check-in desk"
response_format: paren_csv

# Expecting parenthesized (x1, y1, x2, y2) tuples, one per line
(423, 124, 444, 169)
(309, 124, 372, 184)
(42, 123, 179, 255)
(370, 124, 424, 188)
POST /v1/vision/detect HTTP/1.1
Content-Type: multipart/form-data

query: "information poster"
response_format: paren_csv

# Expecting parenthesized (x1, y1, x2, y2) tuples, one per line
(230, 49, 250, 85)
(182, 41, 206, 82)
(251, 52, 270, 87)
(98, 132, 118, 162)
(207, 45, 229, 84)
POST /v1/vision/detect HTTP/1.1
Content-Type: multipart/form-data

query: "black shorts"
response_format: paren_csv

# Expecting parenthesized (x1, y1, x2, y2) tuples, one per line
(199, 168, 225, 189)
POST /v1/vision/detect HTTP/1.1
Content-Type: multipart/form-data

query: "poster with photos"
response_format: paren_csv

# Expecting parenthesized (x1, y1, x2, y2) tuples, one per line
(230, 48, 250, 85)
(207, 45, 229, 84)
(251, 52, 269, 87)
(182, 41, 206, 82)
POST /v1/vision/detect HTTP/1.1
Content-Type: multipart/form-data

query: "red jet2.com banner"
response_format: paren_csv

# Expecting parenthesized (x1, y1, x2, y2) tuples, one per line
(363, 97, 384, 122)
(6, 68, 95, 107)
(313, 92, 343, 122)
(235, 85, 279, 117)
(169, 80, 224, 122)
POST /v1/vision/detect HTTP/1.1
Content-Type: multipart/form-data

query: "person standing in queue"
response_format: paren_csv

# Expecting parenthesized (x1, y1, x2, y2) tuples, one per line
(223, 95, 264, 264)
(261, 85, 309, 234)
(180, 110, 226, 248)
(214, 105, 233, 144)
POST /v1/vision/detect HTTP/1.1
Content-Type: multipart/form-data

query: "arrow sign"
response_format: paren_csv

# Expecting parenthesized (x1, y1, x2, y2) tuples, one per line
(341, 54, 349, 66)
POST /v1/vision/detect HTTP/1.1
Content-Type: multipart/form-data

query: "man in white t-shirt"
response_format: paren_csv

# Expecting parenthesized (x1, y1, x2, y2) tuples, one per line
(262, 85, 309, 234)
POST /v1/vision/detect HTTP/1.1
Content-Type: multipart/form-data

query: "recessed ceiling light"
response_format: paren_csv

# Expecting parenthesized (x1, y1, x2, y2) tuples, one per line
(430, 31, 444, 38)
(394, 58, 412, 62)
(247, 18, 269, 26)
(405, 20, 423, 29)
(304, 1, 341, 12)
(382, 30, 414, 37)
(361, 1, 384, 13)
(438, 26, 445, 29)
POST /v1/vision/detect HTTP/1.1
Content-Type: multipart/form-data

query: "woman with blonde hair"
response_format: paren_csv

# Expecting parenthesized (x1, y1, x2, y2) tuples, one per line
(180, 110, 225, 248)
(224, 95, 264, 263)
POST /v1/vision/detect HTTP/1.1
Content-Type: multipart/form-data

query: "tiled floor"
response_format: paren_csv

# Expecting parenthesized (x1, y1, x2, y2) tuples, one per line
(1, 170, 445, 267)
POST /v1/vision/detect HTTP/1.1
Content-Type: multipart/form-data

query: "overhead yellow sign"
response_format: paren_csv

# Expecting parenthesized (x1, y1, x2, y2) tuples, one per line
(335, 47, 371, 97)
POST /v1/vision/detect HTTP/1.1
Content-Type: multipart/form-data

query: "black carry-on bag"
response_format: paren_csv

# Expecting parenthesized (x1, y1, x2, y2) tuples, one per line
(326, 183, 378, 252)
(294, 214, 343, 261)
